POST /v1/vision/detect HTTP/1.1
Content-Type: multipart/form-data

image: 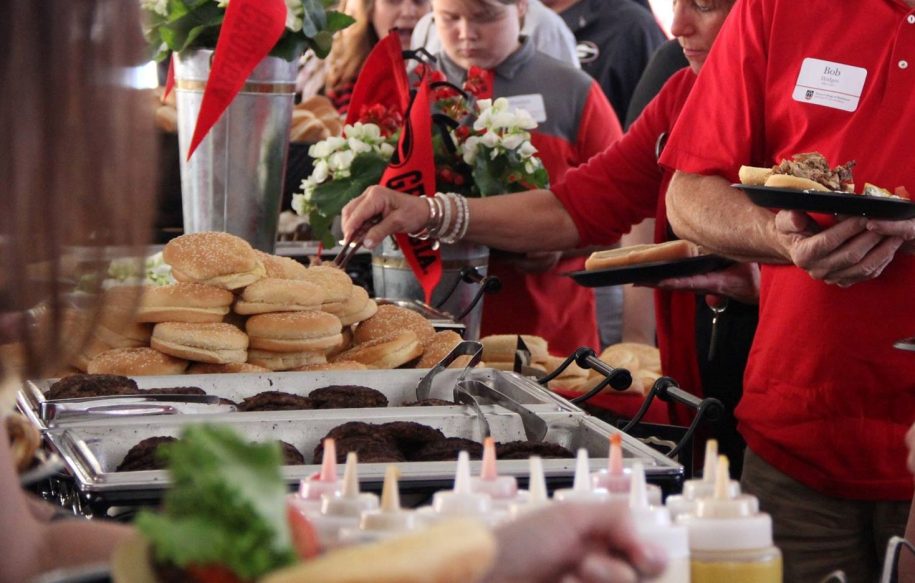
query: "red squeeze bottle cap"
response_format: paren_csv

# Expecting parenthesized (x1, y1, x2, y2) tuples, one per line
(298, 438, 341, 500)
(471, 437, 518, 500)
(592, 434, 630, 493)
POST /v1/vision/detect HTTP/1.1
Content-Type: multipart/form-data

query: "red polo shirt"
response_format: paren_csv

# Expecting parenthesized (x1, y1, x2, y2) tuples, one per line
(661, 0, 915, 500)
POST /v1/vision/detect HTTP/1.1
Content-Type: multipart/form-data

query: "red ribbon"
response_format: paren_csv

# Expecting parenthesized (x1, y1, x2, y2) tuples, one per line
(344, 31, 411, 126)
(383, 80, 442, 304)
(163, 55, 175, 102)
(186, 0, 286, 160)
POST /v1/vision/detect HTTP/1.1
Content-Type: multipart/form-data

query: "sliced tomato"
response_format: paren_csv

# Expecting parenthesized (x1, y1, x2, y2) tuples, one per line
(895, 185, 911, 200)
(287, 504, 321, 559)
(186, 564, 246, 583)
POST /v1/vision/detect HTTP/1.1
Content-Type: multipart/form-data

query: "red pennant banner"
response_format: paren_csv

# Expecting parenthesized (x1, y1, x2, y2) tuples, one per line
(344, 31, 411, 126)
(163, 55, 175, 102)
(186, 0, 286, 160)
(383, 80, 442, 304)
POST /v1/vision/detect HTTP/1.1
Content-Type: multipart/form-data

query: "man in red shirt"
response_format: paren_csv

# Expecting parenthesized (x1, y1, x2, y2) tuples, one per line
(661, 0, 915, 579)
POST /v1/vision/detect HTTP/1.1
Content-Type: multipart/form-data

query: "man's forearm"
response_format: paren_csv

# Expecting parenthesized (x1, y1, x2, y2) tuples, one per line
(666, 171, 790, 264)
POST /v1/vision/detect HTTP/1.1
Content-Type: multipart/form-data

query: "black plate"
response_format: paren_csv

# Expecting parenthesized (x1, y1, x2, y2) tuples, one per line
(734, 184, 915, 220)
(567, 255, 733, 288)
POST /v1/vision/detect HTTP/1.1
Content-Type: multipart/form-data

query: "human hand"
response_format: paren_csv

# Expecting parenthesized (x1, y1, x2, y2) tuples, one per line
(650, 262, 761, 304)
(774, 210, 903, 287)
(906, 422, 915, 475)
(340, 185, 430, 249)
(481, 502, 667, 583)
(866, 218, 915, 255)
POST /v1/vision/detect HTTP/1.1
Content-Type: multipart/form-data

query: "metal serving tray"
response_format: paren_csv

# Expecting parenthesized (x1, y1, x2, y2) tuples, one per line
(44, 407, 682, 505)
(19, 369, 576, 430)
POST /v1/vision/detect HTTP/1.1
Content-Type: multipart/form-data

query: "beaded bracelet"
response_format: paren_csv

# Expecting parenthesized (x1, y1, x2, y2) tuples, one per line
(440, 192, 467, 245)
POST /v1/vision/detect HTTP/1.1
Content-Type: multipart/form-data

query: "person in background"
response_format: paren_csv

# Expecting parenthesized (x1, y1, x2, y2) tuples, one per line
(662, 0, 915, 579)
(431, 0, 622, 356)
(410, 0, 580, 68)
(342, 0, 757, 477)
(304, 0, 432, 113)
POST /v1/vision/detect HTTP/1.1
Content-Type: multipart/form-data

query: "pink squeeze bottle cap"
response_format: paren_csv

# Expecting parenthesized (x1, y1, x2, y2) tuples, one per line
(432, 450, 492, 516)
(555, 448, 609, 502)
(593, 433, 630, 493)
(320, 452, 379, 517)
(298, 438, 341, 500)
(360, 465, 417, 532)
(471, 437, 518, 500)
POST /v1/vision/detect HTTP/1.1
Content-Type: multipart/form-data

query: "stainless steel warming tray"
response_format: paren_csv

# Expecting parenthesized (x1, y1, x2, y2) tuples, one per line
(19, 368, 578, 430)
(44, 406, 682, 501)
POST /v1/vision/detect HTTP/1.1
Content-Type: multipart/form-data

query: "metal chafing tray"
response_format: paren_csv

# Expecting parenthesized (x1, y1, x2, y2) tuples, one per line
(44, 406, 682, 511)
(19, 368, 575, 430)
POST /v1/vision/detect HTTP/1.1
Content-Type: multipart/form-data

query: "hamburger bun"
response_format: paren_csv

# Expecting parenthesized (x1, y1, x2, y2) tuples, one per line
(246, 311, 343, 353)
(763, 173, 830, 192)
(163, 232, 266, 290)
(136, 282, 234, 323)
(738, 165, 773, 186)
(261, 518, 495, 583)
(255, 251, 311, 280)
(480, 334, 549, 364)
(417, 330, 465, 368)
(88, 347, 188, 376)
(299, 265, 353, 304)
(151, 322, 249, 364)
(290, 360, 368, 372)
(234, 278, 325, 315)
(584, 240, 696, 271)
(607, 342, 661, 374)
(326, 326, 354, 358)
(331, 330, 423, 368)
(93, 286, 152, 348)
(541, 354, 588, 385)
(354, 305, 435, 348)
(71, 336, 115, 372)
(247, 348, 327, 371)
(187, 361, 271, 374)
(337, 286, 377, 326)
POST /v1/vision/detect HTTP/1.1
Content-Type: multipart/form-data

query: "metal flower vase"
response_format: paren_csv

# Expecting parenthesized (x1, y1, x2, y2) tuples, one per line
(174, 49, 297, 253)
(372, 238, 490, 339)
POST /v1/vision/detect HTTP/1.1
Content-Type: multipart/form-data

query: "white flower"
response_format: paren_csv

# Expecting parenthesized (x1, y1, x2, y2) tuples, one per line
(524, 161, 536, 174)
(309, 136, 345, 158)
(345, 122, 382, 143)
(480, 132, 499, 149)
(141, 0, 169, 16)
(476, 98, 493, 111)
(461, 136, 481, 165)
(518, 141, 538, 158)
(285, 0, 303, 32)
(346, 138, 372, 155)
(215, 0, 229, 8)
(311, 159, 330, 183)
(299, 176, 320, 199)
(500, 133, 525, 151)
(291, 193, 308, 215)
(377, 142, 395, 158)
(329, 150, 355, 175)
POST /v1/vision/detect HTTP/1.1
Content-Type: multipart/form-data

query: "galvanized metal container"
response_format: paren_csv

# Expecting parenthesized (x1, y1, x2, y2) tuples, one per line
(174, 49, 297, 253)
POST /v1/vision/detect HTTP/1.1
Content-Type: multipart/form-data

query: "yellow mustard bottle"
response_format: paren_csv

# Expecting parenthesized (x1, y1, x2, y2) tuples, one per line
(678, 456, 782, 583)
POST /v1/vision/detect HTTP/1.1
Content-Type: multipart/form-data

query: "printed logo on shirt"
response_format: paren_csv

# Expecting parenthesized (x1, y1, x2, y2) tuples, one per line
(577, 41, 599, 64)
(792, 58, 867, 112)
(505, 94, 547, 123)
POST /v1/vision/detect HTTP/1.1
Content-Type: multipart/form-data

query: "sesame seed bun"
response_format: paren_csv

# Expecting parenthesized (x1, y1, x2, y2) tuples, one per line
(480, 334, 549, 363)
(254, 251, 310, 280)
(234, 278, 325, 315)
(354, 304, 435, 348)
(246, 311, 343, 352)
(136, 282, 234, 323)
(151, 322, 249, 364)
(331, 330, 423, 369)
(163, 232, 266, 290)
(247, 348, 327, 371)
(88, 347, 189, 376)
(299, 265, 353, 304)
(417, 330, 465, 368)
(335, 286, 377, 326)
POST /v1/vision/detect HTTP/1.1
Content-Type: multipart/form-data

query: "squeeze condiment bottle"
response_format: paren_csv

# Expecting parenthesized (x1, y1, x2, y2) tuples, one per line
(470, 437, 529, 510)
(289, 438, 342, 513)
(339, 465, 418, 544)
(419, 450, 494, 523)
(628, 462, 690, 583)
(310, 452, 379, 546)
(678, 457, 781, 583)
(665, 440, 745, 520)
(591, 434, 662, 505)
(553, 449, 609, 503)
(509, 456, 551, 518)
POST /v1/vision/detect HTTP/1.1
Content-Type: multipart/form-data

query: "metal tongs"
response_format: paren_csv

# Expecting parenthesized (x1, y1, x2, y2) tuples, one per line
(333, 215, 382, 270)
(40, 393, 235, 425)
(415, 341, 491, 439)
(456, 378, 548, 442)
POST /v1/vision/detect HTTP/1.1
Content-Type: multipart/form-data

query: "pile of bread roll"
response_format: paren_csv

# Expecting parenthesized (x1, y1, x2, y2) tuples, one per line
(64, 232, 469, 376)
(559, 342, 662, 396)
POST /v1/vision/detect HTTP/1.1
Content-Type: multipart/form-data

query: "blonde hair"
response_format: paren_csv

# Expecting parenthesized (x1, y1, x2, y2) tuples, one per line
(0, 0, 157, 388)
(324, 0, 379, 93)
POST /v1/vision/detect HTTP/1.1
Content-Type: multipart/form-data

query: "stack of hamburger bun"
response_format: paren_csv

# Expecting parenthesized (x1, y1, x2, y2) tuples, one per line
(560, 342, 662, 395)
(479, 334, 551, 374)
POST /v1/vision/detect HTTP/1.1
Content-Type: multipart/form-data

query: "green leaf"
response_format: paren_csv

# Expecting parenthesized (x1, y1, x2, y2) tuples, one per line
(325, 11, 356, 33)
(299, 0, 328, 38)
(305, 153, 389, 244)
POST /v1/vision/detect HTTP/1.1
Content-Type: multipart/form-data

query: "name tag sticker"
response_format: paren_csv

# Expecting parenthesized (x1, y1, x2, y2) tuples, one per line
(505, 94, 547, 123)
(792, 58, 868, 112)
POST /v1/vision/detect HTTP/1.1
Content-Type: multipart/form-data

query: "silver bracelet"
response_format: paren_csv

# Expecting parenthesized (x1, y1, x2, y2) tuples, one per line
(457, 195, 470, 241)
(408, 195, 438, 239)
(437, 192, 452, 241)
(440, 193, 465, 244)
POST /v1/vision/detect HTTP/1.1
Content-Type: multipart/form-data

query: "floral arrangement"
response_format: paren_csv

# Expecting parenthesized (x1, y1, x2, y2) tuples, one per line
(292, 71, 550, 246)
(140, 0, 354, 61)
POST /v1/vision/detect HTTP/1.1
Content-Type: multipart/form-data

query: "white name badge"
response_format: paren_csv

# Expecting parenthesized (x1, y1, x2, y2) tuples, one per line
(792, 58, 867, 112)
(505, 94, 547, 123)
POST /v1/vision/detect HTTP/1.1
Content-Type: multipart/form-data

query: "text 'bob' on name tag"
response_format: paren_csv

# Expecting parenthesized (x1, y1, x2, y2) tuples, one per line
(792, 57, 867, 112)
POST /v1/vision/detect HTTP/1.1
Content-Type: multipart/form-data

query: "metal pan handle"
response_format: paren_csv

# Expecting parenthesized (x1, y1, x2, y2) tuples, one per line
(537, 347, 633, 402)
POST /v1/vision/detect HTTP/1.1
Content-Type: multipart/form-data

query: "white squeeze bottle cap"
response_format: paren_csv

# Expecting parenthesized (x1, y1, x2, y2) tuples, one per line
(666, 440, 747, 520)
(629, 463, 690, 583)
(431, 450, 493, 516)
(471, 437, 527, 506)
(320, 452, 380, 517)
(592, 434, 662, 505)
(509, 456, 551, 518)
(358, 464, 417, 532)
(678, 456, 773, 552)
(554, 449, 609, 502)
(297, 438, 342, 501)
